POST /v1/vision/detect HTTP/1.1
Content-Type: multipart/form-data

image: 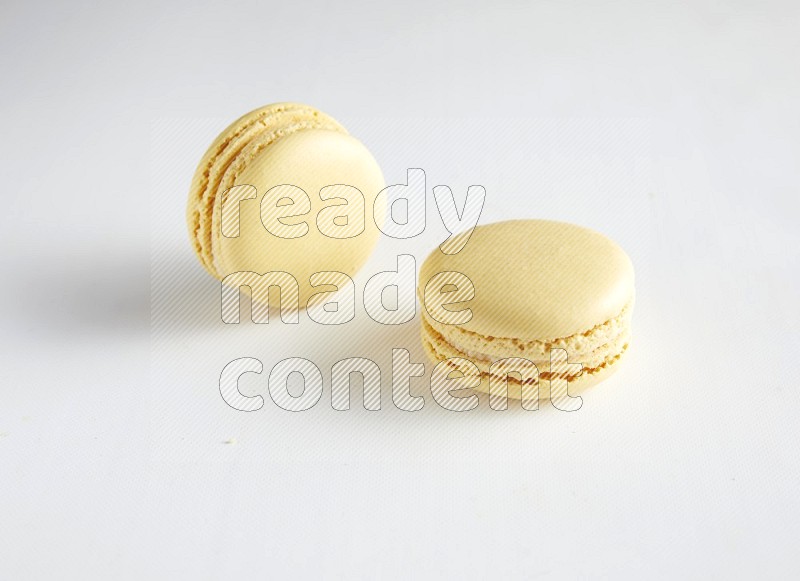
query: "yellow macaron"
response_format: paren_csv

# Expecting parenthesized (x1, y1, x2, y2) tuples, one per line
(419, 219, 635, 399)
(187, 103, 385, 305)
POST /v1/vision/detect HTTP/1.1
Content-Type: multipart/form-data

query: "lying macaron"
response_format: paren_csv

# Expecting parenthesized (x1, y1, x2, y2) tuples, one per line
(419, 219, 634, 400)
(187, 103, 385, 305)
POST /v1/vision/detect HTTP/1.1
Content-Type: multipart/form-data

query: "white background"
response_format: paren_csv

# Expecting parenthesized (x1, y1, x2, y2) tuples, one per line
(1, 0, 798, 579)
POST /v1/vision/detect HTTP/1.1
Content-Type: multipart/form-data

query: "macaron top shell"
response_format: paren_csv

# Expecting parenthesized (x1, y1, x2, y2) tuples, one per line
(419, 220, 634, 341)
(187, 103, 386, 305)
(211, 129, 385, 296)
(188, 103, 347, 276)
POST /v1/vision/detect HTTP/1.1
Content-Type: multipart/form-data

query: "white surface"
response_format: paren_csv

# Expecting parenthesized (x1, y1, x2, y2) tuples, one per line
(1, 1, 798, 579)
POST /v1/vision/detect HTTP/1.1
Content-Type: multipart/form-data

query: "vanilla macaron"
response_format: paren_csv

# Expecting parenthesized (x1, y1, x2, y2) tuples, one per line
(419, 220, 634, 399)
(187, 103, 385, 305)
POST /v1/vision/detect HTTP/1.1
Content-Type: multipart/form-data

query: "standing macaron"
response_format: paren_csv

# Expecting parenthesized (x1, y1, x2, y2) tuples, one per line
(419, 220, 634, 401)
(187, 103, 385, 306)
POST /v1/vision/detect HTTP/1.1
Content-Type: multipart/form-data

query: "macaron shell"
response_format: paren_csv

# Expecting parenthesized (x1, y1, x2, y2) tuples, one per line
(212, 128, 385, 305)
(421, 335, 629, 401)
(421, 306, 631, 372)
(419, 220, 635, 341)
(187, 103, 346, 276)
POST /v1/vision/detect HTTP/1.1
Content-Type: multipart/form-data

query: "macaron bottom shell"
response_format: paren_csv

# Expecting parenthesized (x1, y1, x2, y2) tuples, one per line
(421, 317, 629, 401)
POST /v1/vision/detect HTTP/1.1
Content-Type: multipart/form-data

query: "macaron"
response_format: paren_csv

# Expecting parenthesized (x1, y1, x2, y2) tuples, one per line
(419, 219, 635, 400)
(187, 103, 385, 305)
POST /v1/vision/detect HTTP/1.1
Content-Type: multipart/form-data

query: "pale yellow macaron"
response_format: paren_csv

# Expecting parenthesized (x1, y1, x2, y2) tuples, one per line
(419, 220, 635, 399)
(187, 103, 385, 305)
